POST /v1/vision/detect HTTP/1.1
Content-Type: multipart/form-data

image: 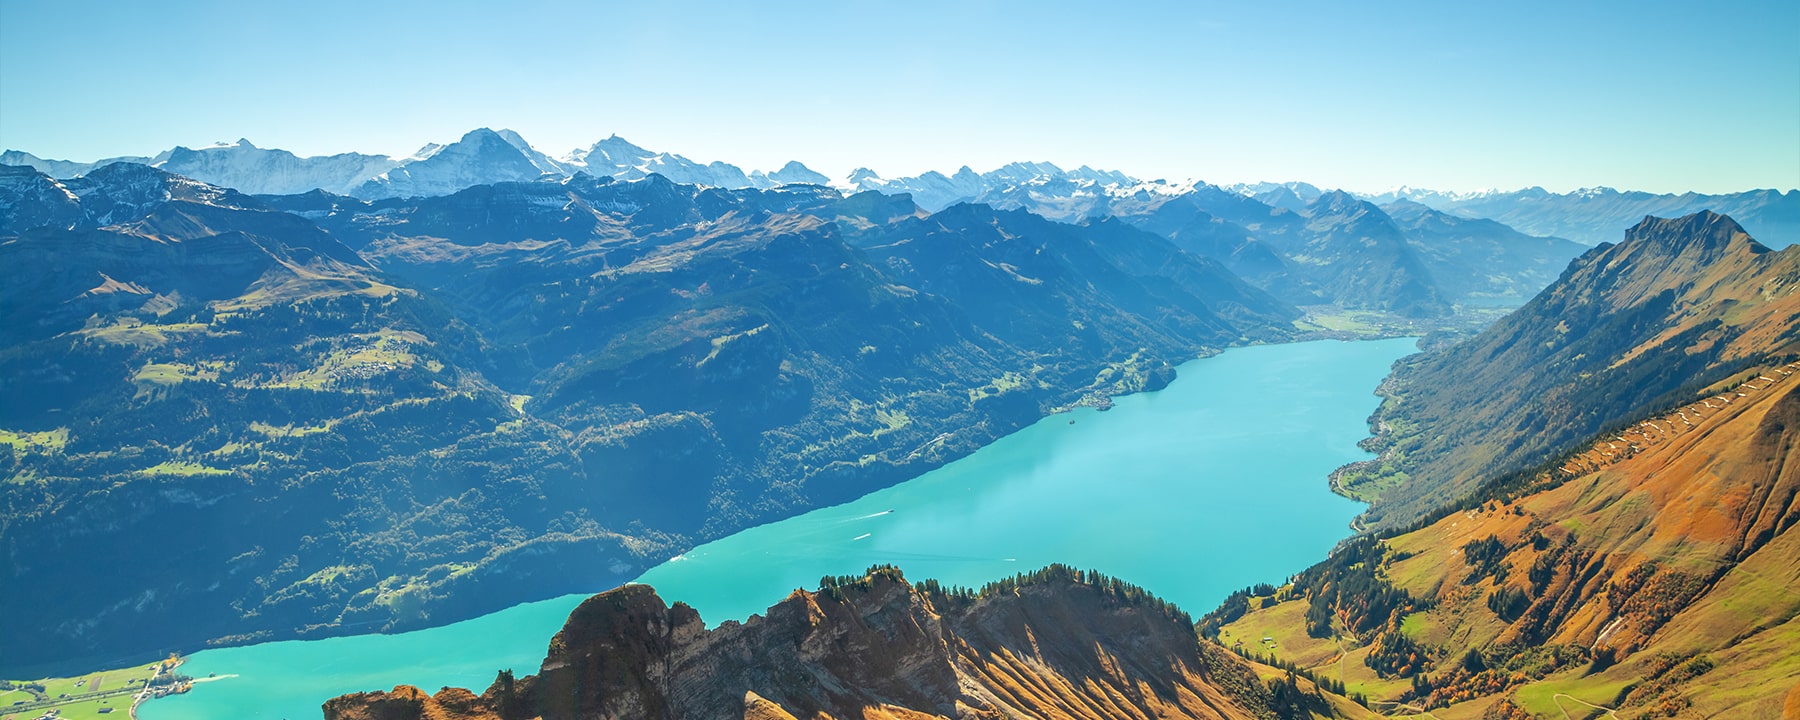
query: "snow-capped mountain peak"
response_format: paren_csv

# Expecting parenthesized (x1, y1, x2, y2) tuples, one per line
(751, 160, 830, 187)
(4, 130, 848, 199)
(354, 128, 551, 199)
(407, 142, 446, 162)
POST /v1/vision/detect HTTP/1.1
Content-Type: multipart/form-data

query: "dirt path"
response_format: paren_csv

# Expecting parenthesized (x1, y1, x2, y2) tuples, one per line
(1374, 700, 1444, 719)
(1331, 635, 1348, 686)
(1552, 693, 1620, 720)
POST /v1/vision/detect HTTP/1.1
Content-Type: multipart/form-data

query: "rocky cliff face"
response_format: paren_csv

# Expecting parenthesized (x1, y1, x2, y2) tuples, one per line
(325, 567, 1294, 720)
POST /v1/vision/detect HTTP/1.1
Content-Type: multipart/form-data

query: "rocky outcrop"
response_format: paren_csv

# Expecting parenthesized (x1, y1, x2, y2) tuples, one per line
(325, 567, 1286, 720)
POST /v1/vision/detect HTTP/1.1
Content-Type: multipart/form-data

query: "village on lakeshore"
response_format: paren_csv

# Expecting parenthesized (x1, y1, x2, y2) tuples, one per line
(1, 654, 192, 720)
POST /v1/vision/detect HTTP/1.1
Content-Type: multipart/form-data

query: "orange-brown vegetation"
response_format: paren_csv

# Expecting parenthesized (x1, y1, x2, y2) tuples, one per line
(1352, 212, 1800, 530)
(1378, 362, 1795, 715)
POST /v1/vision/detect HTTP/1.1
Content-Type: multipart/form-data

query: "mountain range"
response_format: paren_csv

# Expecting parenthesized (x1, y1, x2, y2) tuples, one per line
(1364, 184, 1800, 247)
(10, 128, 1789, 322)
(318, 208, 1800, 720)
(0, 129, 832, 200)
(5, 126, 1799, 715)
(0, 162, 1293, 671)
(8, 130, 1793, 249)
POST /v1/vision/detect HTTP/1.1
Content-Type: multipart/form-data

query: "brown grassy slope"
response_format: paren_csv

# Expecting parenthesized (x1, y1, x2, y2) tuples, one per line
(1351, 211, 1800, 530)
(1240, 360, 1799, 716)
(324, 567, 1334, 720)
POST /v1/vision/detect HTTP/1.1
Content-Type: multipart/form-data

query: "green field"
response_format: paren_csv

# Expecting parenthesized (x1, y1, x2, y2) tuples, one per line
(1294, 309, 1386, 334)
(0, 428, 68, 453)
(1219, 597, 1342, 671)
(1219, 596, 1426, 703)
(1, 662, 164, 720)
(1511, 671, 1634, 718)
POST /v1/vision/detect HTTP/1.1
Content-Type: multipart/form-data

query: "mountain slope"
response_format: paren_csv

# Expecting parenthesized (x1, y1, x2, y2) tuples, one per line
(1200, 210, 1800, 718)
(157, 139, 398, 196)
(355, 128, 556, 199)
(856, 203, 1296, 358)
(288, 177, 1295, 533)
(1269, 192, 1448, 318)
(561, 134, 830, 189)
(0, 149, 156, 177)
(0, 166, 666, 673)
(3, 141, 397, 196)
(0, 164, 365, 340)
(0, 161, 263, 236)
(1381, 199, 1587, 306)
(1392, 367, 1800, 717)
(1211, 361, 1800, 718)
(1, 169, 1301, 673)
(848, 161, 1134, 214)
(754, 159, 831, 186)
(1342, 211, 1800, 529)
(325, 566, 1377, 720)
(950, 177, 1568, 317)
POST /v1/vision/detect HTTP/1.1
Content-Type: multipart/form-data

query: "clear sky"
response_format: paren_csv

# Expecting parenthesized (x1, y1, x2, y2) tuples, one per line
(1, 0, 1796, 194)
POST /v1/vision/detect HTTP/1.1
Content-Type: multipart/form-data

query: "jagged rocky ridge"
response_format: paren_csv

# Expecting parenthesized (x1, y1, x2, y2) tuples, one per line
(324, 566, 1360, 720)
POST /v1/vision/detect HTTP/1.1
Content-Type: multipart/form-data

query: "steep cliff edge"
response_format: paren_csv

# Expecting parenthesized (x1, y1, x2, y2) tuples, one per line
(325, 566, 1376, 720)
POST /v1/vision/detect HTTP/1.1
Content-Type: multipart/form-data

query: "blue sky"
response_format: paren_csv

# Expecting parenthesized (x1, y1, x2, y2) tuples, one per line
(1, 0, 1795, 194)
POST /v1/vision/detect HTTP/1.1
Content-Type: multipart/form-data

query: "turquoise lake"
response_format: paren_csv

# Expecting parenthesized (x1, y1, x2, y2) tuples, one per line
(144, 337, 1417, 720)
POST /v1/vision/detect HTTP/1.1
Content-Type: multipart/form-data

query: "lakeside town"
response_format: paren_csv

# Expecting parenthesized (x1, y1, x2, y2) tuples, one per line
(1, 654, 190, 720)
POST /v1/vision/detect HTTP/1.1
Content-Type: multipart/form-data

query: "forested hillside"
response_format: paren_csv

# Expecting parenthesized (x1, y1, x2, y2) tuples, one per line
(0, 165, 1294, 672)
(1340, 211, 1800, 529)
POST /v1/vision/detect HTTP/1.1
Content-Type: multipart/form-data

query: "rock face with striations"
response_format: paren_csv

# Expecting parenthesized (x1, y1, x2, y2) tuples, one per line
(324, 567, 1283, 720)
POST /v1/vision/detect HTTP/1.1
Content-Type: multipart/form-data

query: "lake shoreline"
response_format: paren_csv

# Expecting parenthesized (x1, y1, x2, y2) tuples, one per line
(143, 337, 1419, 720)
